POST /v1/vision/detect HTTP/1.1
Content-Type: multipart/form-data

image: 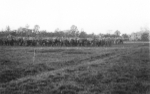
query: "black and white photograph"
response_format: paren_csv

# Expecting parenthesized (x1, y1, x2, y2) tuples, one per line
(0, 0, 150, 94)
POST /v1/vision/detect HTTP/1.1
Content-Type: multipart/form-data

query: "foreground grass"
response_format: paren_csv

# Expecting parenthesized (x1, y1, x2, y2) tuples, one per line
(0, 43, 149, 94)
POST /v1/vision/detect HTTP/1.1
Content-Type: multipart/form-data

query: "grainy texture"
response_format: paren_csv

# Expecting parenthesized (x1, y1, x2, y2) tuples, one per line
(0, 43, 149, 94)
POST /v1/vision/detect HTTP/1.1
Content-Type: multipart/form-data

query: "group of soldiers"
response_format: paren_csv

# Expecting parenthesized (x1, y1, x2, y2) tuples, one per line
(0, 37, 123, 47)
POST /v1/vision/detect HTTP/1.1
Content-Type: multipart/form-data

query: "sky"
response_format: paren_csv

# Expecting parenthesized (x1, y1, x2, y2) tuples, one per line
(0, 0, 149, 34)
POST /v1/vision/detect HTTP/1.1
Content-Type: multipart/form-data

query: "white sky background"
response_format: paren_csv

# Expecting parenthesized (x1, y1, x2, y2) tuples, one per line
(0, 0, 149, 34)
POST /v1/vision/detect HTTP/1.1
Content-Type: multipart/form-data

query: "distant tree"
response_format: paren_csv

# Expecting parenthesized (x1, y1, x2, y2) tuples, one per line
(65, 30, 71, 37)
(140, 26, 149, 32)
(114, 30, 121, 37)
(59, 31, 65, 37)
(70, 25, 79, 37)
(104, 33, 111, 38)
(98, 33, 104, 38)
(122, 33, 129, 41)
(55, 28, 60, 32)
(70, 25, 78, 31)
(6, 26, 11, 32)
(79, 30, 87, 38)
(10, 30, 17, 36)
(54, 28, 65, 37)
(88, 33, 96, 38)
(25, 24, 31, 36)
(111, 34, 116, 38)
(40, 30, 47, 37)
(140, 27, 149, 41)
(87, 33, 93, 38)
(34, 25, 40, 34)
(17, 27, 23, 32)
(141, 32, 149, 41)
(1, 29, 4, 33)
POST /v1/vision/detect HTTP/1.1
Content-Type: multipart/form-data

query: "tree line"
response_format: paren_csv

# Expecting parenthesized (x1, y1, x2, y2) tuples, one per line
(0, 25, 149, 41)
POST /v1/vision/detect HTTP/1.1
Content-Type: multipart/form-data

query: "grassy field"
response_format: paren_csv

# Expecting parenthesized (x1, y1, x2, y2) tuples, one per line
(0, 43, 150, 94)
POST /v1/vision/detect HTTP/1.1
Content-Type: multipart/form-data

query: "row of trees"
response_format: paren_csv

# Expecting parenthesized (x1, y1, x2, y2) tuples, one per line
(5, 24, 40, 34)
(0, 25, 122, 38)
(0, 25, 149, 41)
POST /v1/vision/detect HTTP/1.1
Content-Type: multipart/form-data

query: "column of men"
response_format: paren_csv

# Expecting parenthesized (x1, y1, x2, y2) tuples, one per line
(0, 37, 123, 47)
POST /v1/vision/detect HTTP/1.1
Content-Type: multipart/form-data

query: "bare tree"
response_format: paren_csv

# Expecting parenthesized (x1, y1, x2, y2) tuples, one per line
(6, 26, 11, 32)
(70, 25, 79, 37)
(140, 27, 149, 41)
(34, 25, 40, 34)
(25, 24, 32, 36)
(55, 28, 60, 32)
(114, 30, 121, 37)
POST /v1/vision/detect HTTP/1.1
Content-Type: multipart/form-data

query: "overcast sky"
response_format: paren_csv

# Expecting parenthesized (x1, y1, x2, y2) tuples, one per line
(0, 0, 149, 34)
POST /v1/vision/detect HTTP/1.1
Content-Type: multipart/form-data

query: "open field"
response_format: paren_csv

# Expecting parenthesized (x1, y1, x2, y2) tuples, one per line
(0, 43, 150, 94)
(124, 41, 150, 44)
